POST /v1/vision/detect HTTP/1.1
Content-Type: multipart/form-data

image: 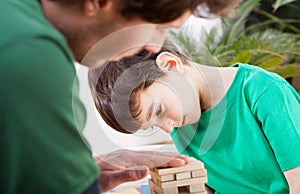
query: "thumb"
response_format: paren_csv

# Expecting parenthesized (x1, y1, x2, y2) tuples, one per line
(100, 166, 149, 192)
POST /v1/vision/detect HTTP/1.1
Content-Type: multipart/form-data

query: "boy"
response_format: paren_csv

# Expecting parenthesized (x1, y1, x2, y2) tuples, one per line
(90, 41, 300, 193)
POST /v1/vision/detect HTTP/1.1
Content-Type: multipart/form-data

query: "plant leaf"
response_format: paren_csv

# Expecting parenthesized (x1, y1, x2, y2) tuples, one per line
(222, 0, 261, 44)
(273, 0, 296, 12)
(231, 51, 252, 64)
(268, 64, 300, 78)
(258, 57, 284, 69)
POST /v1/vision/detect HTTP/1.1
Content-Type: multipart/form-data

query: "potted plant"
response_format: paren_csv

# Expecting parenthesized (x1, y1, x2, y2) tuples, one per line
(169, 0, 300, 93)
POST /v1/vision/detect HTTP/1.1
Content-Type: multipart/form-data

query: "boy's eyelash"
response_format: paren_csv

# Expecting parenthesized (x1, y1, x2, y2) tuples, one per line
(156, 105, 162, 116)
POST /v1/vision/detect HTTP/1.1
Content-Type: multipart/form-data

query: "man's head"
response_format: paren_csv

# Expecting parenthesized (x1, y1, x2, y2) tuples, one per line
(47, 0, 240, 21)
(42, 0, 241, 63)
(89, 41, 201, 134)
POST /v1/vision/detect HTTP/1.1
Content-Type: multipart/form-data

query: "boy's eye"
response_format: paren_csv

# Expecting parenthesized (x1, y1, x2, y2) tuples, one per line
(155, 105, 162, 116)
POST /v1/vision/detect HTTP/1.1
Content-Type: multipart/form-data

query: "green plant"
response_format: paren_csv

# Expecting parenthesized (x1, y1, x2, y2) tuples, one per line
(248, 0, 300, 34)
(169, 0, 300, 79)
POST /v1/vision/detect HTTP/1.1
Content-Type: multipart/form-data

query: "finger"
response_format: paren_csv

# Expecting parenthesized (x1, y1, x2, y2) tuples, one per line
(130, 153, 189, 168)
(136, 150, 182, 158)
(94, 155, 124, 171)
(175, 154, 190, 163)
(144, 151, 190, 163)
(98, 160, 124, 171)
(157, 157, 188, 168)
(96, 150, 189, 170)
(99, 166, 149, 192)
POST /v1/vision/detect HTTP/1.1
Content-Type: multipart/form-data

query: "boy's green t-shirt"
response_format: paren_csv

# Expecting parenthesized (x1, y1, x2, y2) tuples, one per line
(0, 0, 98, 193)
(171, 64, 300, 193)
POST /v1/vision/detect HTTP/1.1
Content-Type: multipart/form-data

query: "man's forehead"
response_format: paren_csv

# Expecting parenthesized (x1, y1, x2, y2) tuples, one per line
(82, 24, 157, 68)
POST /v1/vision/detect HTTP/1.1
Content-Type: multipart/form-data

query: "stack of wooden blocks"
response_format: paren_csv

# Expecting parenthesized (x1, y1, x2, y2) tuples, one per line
(149, 158, 207, 194)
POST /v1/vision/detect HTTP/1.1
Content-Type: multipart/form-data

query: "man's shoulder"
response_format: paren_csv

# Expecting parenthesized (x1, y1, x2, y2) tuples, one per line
(0, 0, 69, 57)
(0, 0, 74, 79)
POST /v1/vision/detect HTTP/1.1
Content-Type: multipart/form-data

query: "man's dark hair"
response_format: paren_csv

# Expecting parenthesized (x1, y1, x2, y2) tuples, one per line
(49, 0, 240, 23)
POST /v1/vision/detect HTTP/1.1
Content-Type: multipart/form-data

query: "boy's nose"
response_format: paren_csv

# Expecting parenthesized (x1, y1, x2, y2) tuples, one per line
(160, 118, 175, 133)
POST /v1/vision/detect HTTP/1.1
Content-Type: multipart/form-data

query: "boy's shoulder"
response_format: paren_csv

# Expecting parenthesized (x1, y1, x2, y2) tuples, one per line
(234, 63, 285, 86)
(233, 63, 289, 102)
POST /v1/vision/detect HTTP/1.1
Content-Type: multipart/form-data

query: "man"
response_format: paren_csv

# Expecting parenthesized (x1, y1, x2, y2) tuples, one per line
(0, 0, 240, 193)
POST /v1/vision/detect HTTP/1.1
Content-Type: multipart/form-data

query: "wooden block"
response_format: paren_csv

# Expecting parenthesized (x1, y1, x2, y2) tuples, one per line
(152, 176, 162, 188)
(154, 158, 204, 176)
(179, 191, 207, 194)
(160, 177, 208, 189)
(164, 187, 179, 194)
(192, 169, 207, 178)
(148, 179, 179, 194)
(186, 184, 205, 193)
(152, 176, 160, 185)
(161, 174, 175, 182)
(178, 186, 207, 194)
(148, 179, 161, 194)
(107, 188, 140, 194)
(176, 171, 191, 180)
(150, 168, 156, 173)
(151, 189, 160, 194)
(150, 171, 175, 182)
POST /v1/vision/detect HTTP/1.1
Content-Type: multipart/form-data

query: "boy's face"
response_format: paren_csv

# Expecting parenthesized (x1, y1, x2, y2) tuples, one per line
(138, 68, 201, 134)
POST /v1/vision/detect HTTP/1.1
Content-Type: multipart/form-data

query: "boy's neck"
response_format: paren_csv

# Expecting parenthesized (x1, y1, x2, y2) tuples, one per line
(191, 63, 238, 111)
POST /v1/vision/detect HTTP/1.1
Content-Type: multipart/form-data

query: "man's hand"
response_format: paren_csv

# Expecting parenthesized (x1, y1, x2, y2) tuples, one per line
(94, 149, 189, 192)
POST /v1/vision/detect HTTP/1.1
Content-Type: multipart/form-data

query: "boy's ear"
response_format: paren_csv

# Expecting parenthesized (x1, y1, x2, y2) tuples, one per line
(84, 0, 111, 16)
(156, 52, 184, 74)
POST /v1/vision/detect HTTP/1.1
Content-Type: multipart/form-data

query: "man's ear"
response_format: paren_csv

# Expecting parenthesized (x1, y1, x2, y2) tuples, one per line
(84, 0, 110, 16)
(156, 52, 184, 74)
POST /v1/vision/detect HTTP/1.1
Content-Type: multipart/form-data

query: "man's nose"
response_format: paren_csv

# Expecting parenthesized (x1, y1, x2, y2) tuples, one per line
(143, 44, 163, 53)
(143, 27, 170, 53)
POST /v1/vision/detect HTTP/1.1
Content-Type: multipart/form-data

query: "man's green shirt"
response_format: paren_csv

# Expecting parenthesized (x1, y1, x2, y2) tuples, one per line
(0, 0, 98, 193)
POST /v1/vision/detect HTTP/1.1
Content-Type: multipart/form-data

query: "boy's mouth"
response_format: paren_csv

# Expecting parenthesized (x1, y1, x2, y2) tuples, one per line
(181, 116, 186, 127)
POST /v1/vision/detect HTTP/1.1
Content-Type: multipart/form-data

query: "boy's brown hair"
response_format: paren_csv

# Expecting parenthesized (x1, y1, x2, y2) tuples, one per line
(89, 41, 189, 133)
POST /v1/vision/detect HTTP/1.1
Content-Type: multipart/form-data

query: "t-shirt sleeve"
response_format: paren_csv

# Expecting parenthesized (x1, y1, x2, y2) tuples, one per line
(253, 81, 300, 172)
